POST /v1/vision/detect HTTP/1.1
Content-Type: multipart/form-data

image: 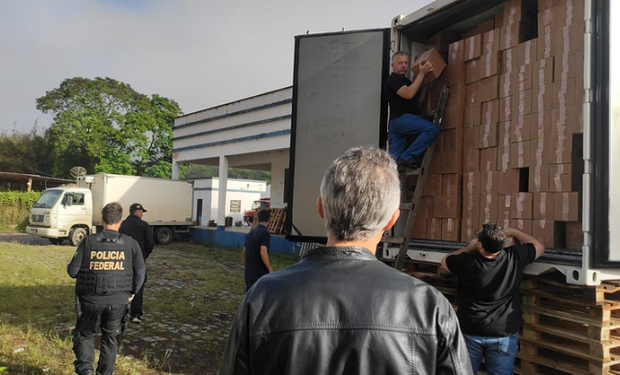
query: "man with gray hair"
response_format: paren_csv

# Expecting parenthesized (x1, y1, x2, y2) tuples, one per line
(220, 146, 471, 374)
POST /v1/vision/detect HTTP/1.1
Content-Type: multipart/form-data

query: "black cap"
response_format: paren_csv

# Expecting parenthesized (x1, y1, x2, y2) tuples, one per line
(130, 203, 147, 213)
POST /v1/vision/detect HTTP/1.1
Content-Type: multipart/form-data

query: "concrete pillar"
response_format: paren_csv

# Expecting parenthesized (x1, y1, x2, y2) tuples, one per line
(217, 155, 229, 227)
(171, 159, 180, 180)
(270, 152, 288, 208)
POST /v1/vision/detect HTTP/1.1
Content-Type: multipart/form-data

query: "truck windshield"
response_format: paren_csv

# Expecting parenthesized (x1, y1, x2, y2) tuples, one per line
(33, 190, 63, 208)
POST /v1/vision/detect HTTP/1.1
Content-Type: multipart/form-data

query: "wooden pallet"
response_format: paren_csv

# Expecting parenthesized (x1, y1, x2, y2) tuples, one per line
(266, 208, 286, 234)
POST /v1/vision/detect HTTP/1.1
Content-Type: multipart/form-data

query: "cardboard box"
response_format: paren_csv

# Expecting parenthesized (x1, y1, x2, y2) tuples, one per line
(464, 34, 482, 61)
(449, 40, 465, 64)
(440, 127, 464, 151)
(412, 48, 447, 84)
(483, 29, 501, 53)
(529, 165, 551, 192)
(518, 39, 538, 65)
(424, 174, 441, 196)
(466, 82, 481, 104)
(463, 172, 482, 197)
(511, 192, 533, 219)
(532, 84, 554, 113)
(532, 111, 553, 139)
(443, 105, 465, 129)
(480, 193, 499, 221)
(549, 164, 573, 192)
(436, 62, 467, 87)
(463, 193, 481, 219)
(554, 192, 580, 221)
(501, 47, 519, 73)
(538, 0, 564, 12)
(431, 151, 463, 174)
(461, 217, 480, 242)
(550, 133, 573, 164)
(498, 194, 513, 220)
(420, 196, 435, 218)
(463, 126, 478, 149)
(532, 219, 562, 248)
(482, 99, 500, 125)
(464, 103, 482, 128)
(481, 147, 498, 171)
(480, 76, 499, 103)
(512, 114, 532, 143)
(464, 149, 481, 173)
(501, 22, 535, 51)
(499, 96, 514, 122)
(552, 105, 583, 135)
(479, 19, 495, 34)
(538, 8, 554, 36)
(412, 217, 428, 239)
(426, 31, 457, 53)
(555, 0, 586, 30)
(503, 0, 537, 25)
(554, 50, 584, 82)
(428, 218, 442, 240)
(566, 221, 583, 249)
(466, 59, 481, 84)
(499, 169, 520, 194)
(510, 219, 533, 234)
(479, 51, 501, 79)
(533, 192, 554, 220)
(446, 83, 467, 107)
(533, 57, 555, 88)
(554, 24, 585, 55)
(511, 89, 533, 118)
(517, 63, 533, 91)
(442, 218, 461, 241)
(498, 146, 511, 172)
(441, 174, 462, 197)
(500, 72, 518, 98)
(434, 196, 462, 218)
(531, 138, 553, 165)
(510, 141, 531, 168)
(498, 120, 512, 148)
(537, 33, 554, 61)
(481, 171, 499, 195)
(479, 123, 498, 149)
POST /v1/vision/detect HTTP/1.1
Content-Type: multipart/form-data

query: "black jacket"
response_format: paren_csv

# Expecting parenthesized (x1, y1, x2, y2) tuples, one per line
(119, 214, 154, 260)
(220, 246, 472, 375)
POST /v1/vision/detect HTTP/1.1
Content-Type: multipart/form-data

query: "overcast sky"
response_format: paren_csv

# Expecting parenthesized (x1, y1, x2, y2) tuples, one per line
(0, 0, 429, 132)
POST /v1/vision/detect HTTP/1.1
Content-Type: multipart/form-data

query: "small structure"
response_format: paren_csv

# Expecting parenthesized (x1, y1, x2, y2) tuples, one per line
(0, 171, 74, 192)
(193, 178, 267, 226)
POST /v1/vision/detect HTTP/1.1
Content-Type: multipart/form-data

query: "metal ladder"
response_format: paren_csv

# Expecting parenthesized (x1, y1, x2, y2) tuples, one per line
(384, 86, 450, 271)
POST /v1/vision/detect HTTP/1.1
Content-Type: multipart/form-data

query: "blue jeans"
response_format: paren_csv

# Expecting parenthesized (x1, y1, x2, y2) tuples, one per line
(388, 113, 439, 163)
(464, 334, 518, 375)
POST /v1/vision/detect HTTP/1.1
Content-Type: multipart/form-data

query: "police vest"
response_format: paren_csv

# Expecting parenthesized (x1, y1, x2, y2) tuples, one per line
(76, 232, 134, 295)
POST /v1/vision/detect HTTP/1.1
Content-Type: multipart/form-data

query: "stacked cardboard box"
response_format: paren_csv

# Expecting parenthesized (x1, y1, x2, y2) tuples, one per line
(410, 0, 584, 250)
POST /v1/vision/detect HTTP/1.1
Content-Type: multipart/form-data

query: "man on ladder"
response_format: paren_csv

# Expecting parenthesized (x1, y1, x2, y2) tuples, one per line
(384, 51, 439, 170)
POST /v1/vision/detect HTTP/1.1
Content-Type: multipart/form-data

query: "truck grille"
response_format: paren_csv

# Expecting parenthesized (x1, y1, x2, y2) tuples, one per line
(31, 214, 44, 223)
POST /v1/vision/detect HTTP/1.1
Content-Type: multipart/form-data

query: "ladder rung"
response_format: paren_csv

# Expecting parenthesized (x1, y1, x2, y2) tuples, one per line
(400, 169, 421, 176)
(382, 236, 405, 245)
(399, 203, 414, 210)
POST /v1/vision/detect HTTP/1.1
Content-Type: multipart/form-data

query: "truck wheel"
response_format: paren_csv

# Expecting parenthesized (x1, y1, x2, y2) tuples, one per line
(69, 227, 88, 246)
(155, 227, 173, 245)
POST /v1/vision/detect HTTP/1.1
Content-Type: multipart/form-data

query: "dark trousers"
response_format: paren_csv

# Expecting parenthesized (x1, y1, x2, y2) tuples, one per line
(73, 303, 127, 375)
(130, 272, 147, 318)
(245, 278, 258, 292)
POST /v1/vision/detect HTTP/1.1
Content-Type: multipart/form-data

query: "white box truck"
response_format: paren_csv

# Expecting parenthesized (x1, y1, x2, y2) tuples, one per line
(286, 0, 619, 285)
(26, 173, 193, 246)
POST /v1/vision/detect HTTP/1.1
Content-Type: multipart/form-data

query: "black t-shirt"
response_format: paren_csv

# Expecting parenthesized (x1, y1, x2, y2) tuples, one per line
(384, 73, 420, 120)
(244, 224, 271, 280)
(446, 243, 537, 336)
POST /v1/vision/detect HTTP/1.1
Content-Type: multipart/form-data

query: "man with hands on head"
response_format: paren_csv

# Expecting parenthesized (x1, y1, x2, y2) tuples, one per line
(384, 51, 439, 170)
(441, 224, 545, 375)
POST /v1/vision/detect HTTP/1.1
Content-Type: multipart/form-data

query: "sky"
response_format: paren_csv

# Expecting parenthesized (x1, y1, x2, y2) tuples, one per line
(0, 0, 429, 132)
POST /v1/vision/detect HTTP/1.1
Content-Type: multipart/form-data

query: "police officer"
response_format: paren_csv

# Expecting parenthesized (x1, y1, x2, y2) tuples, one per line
(119, 203, 154, 323)
(68, 202, 146, 375)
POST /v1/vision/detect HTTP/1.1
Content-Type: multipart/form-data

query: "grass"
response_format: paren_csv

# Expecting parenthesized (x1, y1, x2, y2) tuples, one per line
(0, 241, 299, 374)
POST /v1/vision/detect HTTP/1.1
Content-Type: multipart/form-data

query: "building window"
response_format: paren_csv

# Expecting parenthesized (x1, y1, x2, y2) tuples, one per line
(230, 200, 241, 213)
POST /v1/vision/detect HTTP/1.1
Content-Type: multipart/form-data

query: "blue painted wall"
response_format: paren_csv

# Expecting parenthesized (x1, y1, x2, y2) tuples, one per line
(192, 227, 300, 254)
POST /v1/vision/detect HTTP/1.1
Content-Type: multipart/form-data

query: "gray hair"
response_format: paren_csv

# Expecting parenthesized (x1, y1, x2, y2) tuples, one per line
(319, 146, 400, 241)
(392, 51, 409, 61)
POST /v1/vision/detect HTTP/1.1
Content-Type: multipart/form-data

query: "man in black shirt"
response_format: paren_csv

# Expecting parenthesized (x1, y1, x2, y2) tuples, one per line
(68, 202, 145, 375)
(385, 51, 439, 170)
(441, 223, 545, 375)
(119, 203, 154, 323)
(242, 209, 273, 292)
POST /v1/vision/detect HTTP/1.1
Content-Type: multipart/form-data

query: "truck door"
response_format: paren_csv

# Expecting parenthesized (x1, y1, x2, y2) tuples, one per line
(58, 191, 88, 232)
(286, 29, 390, 242)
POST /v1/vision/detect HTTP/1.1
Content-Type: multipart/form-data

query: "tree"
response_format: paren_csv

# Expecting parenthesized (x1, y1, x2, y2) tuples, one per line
(180, 163, 271, 184)
(0, 125, 54, 176)
(36, 77, 182, 178)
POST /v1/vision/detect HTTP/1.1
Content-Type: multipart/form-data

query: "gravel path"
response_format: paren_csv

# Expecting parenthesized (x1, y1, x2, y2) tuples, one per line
(0, 233, 53, 246)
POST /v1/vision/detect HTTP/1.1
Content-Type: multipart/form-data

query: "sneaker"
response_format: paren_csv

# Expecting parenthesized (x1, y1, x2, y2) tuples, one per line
(131, 316, 142, 324)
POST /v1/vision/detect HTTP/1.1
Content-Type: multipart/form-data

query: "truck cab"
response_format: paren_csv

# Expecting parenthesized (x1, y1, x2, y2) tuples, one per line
(243, 198, 271, 225)
(26, 187, 92, 245)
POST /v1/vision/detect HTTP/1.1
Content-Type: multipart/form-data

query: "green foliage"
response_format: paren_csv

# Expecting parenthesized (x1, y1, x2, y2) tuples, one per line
(0, 191, 41, 228)
(0, 191, 41, 205)
(36, 77, 183, 179)
(0, 125, 54, 176)
(181, 164, 271, 184)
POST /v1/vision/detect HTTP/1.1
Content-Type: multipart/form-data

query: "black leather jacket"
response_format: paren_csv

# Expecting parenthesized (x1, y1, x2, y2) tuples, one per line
(220, 246, 472, 375)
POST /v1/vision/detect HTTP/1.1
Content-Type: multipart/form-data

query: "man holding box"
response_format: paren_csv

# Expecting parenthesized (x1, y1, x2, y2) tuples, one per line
(440, 223, 545, 375)
(385, 51, 439, 170)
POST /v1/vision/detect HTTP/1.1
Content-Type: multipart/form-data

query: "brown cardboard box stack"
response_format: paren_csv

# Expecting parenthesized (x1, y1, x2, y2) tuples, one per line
(411, 0, 584, 249)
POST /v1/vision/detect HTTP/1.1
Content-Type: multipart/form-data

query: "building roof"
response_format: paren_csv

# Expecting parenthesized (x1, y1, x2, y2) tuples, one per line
(0, 171, 74, 185)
